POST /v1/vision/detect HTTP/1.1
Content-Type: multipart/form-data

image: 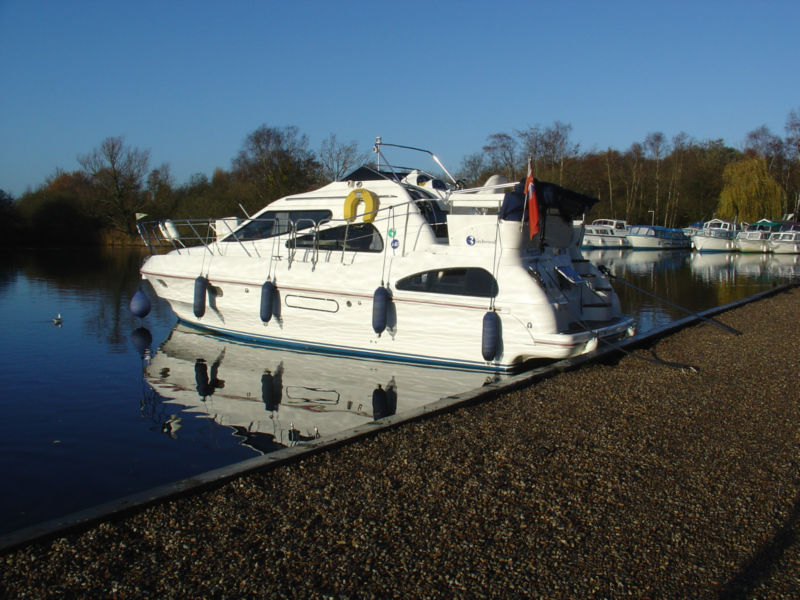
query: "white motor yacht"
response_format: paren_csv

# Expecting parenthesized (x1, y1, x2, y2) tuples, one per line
(137, 139, 634, 372)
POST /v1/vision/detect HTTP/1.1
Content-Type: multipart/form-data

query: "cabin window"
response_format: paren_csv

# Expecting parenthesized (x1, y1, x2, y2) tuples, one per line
(226, 210, 332, 241)
(288, 222, 384, 252)
(629, 226, 654, 237)
(396, 267, 498, 297)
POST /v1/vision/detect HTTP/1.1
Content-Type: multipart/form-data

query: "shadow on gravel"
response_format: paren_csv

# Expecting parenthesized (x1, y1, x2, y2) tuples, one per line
(716, 491, 800, 599)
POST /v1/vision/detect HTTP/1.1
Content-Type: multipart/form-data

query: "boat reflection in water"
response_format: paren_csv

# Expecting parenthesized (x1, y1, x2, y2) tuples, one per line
(733, 253, 772, 279)
(691, 252, 800, 283)
(144, 324, 501, 454)
(585, 248, 798, 283)
(581, 247, 800, 334)
(689, 251, 737, 284)
(582, 249, 688, 277)
(766, 254, 800, 279)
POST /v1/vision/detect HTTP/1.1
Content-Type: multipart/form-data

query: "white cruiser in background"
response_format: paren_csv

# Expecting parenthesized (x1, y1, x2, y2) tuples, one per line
(735, 219, 781, 253)
(769, 228, 800, 254)
(691, 218, 741, 252)
(626, 225, 690, 249)
(137, 139, 634, 372)
(582, 219, 631, 249)
(582, 224, 631, 249)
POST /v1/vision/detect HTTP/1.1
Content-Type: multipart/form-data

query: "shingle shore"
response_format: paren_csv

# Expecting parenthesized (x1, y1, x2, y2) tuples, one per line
(2, 287, 800, 599)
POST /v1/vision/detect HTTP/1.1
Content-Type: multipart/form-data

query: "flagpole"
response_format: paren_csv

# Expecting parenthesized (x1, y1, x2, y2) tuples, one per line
(523, 157, 540, 243)
(520, 156, 530, 234)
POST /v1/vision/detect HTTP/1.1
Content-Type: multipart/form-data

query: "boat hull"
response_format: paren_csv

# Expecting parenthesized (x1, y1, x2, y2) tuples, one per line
(581, 224, 630, 249)
(142, 251, 632, 372)
(626, 225, 689, 250)
(771, 242, 800, 254)
(582, 235, 630, 249)
(692, 234, 737, 252)
(736, 239, 771, 253)
(627, 236, 687, 249)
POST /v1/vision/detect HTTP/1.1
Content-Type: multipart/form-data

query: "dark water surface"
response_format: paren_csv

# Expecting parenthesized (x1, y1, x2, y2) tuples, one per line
(0, 247, 796, 537)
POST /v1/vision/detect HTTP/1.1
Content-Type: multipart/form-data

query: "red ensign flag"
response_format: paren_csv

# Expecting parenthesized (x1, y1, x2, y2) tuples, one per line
(524, 158, 539, 238)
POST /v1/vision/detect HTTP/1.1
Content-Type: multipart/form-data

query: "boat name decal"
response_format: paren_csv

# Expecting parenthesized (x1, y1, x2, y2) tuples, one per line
(466, 236, 495, 246)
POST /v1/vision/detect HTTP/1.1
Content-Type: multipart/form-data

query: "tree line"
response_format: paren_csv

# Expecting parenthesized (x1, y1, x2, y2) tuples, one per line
(2, 110, 799, 246)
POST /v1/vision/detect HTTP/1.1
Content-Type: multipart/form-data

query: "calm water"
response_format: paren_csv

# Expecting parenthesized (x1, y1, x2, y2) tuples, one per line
(0, 247, 797, 537)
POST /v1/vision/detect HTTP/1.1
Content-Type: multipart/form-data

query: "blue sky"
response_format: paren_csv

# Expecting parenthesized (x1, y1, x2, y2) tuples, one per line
(1, 0, 798, 197)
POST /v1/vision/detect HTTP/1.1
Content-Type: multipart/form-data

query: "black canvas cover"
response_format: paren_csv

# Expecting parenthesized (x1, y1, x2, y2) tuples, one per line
(535, 179, 598, 221)
(500, 178, 598, 223)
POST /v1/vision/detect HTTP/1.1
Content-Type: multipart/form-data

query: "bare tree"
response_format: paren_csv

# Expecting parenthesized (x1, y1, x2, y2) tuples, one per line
(785, 108, 800, 214)
(517, 125, 545, 173)
(744, 125, 784, 169)
(146, 163, 174, 211)
(543, 121, 579, 184)
(746, 125, 796, 215)
(644, 132, 669, 224)
(232, 125, 318, 210)
(455, 152, 491, 187)
(604, 148, 619, 218)
(78, 136, 150, 234)
(517, 121, 579, 184)
(622, 142, 645, 221)
(318, 134, 366, 182)
(482, 133, 518, 180)
(233, 125, 319, 210)
(664, 132, 690, 226)
(786, 108, 800, 160)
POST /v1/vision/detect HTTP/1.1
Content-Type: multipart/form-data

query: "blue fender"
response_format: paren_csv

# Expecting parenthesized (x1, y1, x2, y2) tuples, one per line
(260, 281, 276, 323)
(193, 276, 208, 318)
(481, 311, 501, 361)
(372, 286, 391, 334)
(129, 289, 151, 318)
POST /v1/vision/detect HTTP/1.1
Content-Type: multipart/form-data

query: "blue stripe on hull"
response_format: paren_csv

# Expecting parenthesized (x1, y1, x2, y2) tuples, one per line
(176, 319, 513, 373)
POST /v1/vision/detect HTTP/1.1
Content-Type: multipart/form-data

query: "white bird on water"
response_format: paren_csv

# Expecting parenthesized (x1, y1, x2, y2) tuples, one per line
(52, 313, 62, 327)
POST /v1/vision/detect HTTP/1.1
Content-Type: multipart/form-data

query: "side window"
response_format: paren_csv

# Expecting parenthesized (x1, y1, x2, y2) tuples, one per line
(289, 223, 384, 252)
(231, 216, 277, 241)
(227, 210, 331, 241)
(396, 268, 498, 297)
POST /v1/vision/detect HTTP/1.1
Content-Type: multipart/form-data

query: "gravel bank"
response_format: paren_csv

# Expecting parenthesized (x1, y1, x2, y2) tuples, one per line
(3, 287, 800, 599)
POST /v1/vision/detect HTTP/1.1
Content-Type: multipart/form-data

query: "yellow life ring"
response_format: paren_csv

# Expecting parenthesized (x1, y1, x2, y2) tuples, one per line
(343, 189, 379, 223)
